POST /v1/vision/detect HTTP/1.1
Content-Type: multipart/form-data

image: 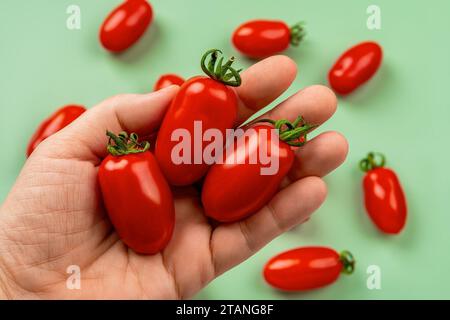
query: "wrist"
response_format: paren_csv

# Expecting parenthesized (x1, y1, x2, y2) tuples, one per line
(0, 210, 15, 299)
(0, 268, 12, 299)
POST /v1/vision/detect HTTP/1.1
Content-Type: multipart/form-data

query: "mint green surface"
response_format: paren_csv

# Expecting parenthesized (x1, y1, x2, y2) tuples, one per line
(0, 0, 449, 299)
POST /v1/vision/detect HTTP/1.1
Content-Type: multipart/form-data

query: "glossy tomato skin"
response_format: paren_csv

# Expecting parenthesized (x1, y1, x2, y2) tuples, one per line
(328, 41, 382, 95)
(232, 20, 290, 58)
(264, 247, 342, 291)
(98, 152, 175, 254)
(99, 0, 153, 52)
(155, 76, 238, 186)
(27, 105, 86, 157)
(363, 167, 407, 234)
(154, 74, 185, 91)
(202, 124, 294, 222)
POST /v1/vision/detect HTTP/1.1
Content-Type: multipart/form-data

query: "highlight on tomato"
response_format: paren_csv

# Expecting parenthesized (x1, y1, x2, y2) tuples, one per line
(328, 41, 383, 95)
(201, 116, 315, 222)
(232, 20, 305, 58)
(155, 49, 242, 186)
(98, 131, 175, 254)
(263, 247, 355, 291)
(360, 152, 407, 234)
(99, 0, 153, 53)
(153, 73, 185, 91)
(27, 104, 86, 157)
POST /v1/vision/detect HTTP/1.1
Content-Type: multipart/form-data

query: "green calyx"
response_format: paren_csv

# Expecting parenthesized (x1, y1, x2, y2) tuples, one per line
(339, 250, 356, 275)
(290, 22, 306, 47)
(201, 49, 242, 87)
(253, 115, 317, 147)
(106, 131, 150, 156)
(359, 152, 386, 172)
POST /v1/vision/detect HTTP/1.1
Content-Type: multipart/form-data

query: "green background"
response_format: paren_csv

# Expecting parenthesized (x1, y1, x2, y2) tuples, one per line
(0, 0, 449, 299)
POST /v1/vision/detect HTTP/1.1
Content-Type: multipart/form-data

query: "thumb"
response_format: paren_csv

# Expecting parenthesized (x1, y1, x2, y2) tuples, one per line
(34, 86, 179, 163)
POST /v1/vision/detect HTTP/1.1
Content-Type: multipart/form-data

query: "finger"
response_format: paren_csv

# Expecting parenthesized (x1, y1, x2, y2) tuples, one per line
(210, 176, 327, 276)
(88, 85, 178, 136)
(39, 86, 179, 162)
(262, 84, 337, 127)
(236, 55, 297, 124)
(289, 131, 349, 181)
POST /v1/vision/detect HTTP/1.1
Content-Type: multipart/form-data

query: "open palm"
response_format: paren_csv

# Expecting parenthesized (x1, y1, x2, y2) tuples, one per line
(0, 56, 347, 299)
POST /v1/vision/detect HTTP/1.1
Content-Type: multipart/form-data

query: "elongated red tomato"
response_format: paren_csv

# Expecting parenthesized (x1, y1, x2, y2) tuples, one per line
(263, 247, 355, 291)
(27, 105, 86, 157)
(155, 49, 242, 186)
(232, 20, 305, 58)
(202, 117, 313, 222)
(360, 152, 407, 234)
(328, 41, 382, 95)
(99, 131, 175, 254)
(99, 0, 153, 52)
(153, 74, 185, 91)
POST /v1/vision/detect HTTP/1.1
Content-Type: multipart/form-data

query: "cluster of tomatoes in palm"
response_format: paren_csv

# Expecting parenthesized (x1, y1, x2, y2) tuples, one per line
(25, 0, 408, 292)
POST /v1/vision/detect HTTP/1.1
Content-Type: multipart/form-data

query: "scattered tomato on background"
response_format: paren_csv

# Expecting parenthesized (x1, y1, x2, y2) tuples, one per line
(153, 73, 185, 91)
(99, 0, 153, 53)
(202, 116, 314, 222)
(155, 49, 242, 186)
(232, 20, 305, 59)
(98, 131, 175, 254)
(263, 247, 355, 291)
(26, 105, 86, 157)
(328, 41, 383, 95)
(360, 152, 407, 234)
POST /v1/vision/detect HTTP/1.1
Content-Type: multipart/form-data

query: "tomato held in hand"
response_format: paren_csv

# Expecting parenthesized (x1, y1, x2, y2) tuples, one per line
(360, 152, 407, 234)
(263, 247, 355, 291)
(328, 41, 382, 95)
(155, 49, 242, 186)
(27, 104, 86, 157)
(153, 74, 185, 91)
(99, 0, 153, 52)
(202, 117, 314, 222)
(99, 131, 175, 254)
(232, 20, 305, 58)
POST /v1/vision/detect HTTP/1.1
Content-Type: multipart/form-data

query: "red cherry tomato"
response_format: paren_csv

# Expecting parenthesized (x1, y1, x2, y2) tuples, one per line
(153, 74, 185, 91)
(263, 247, 355, 291)
(328, 41, 383, 95)
(232, 20, 305, 58)
(360, 152, 407, 234)
(99, 0, 153, 53)
(98, 131, 175, 254)
(202, 117, 313, 222)
(27, 105, 86, 157)
(155, 49, 242, 186)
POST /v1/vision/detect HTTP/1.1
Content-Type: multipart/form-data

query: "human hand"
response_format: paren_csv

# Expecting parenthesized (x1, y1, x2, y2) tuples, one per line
(0, 56, 347, 299)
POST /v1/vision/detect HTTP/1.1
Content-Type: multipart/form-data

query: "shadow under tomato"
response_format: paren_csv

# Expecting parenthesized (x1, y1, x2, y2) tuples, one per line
(111, 21, 161, 64)
(338, 62, 393, 108)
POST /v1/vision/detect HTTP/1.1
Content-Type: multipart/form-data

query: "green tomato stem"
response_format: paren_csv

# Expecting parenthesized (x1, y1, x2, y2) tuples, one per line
(359, 152, 386, 172)
(248, 115, 317, 147)
(200, 49, 242, 87)
(106, 130, 150, 156)
(339, 250, 356, 275)
(290, 22, 306, 47)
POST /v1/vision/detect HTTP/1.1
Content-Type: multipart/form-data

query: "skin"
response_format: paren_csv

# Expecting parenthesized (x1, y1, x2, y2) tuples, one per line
(0, 55, 348, 299)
